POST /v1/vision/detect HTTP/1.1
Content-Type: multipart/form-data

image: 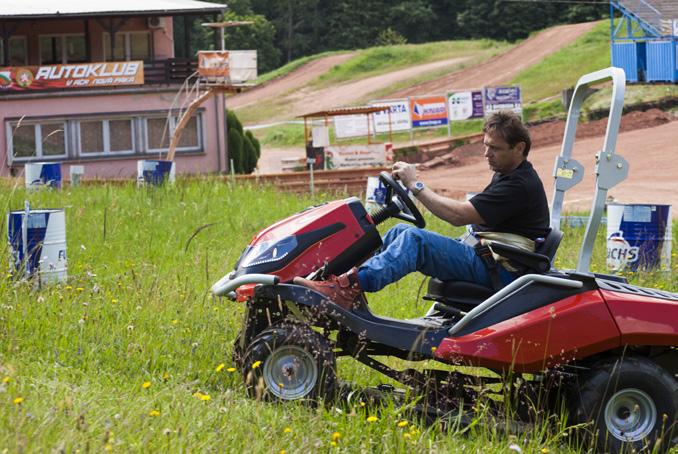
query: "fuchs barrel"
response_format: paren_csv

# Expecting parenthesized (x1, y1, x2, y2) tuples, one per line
(7, 208, 68, 284)
(365, 176, 387, 211)
(607, 203, 672, 272)
(137, 160, 175, 186)
(24, 162, 62, 189)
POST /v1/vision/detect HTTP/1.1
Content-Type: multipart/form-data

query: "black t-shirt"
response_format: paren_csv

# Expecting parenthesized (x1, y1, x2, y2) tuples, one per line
(469, 160, 550, 240)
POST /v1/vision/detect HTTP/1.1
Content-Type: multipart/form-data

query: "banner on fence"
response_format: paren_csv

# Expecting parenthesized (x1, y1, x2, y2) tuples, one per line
(483, 86, 522, 117)
(447, 90, 484, 121)
(0, 61, 144, 91)
(409, 95, 448, 128)
(370, 99, 412, 133)
(324, 144, 386, 169)
(334, 114, 374, 138)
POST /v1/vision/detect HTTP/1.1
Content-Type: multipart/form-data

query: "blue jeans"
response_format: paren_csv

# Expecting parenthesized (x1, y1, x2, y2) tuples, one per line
(356, 224, 517, 293)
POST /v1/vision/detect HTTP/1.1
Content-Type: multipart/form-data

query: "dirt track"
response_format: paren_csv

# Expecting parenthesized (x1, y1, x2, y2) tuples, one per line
(391, 22, 598, 96)
(423, 117, 678, 214)
(229, 22, 597, 122)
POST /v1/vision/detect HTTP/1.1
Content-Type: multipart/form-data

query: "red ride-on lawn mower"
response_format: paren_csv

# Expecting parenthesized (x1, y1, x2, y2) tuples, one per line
(212, 68, 677, 453)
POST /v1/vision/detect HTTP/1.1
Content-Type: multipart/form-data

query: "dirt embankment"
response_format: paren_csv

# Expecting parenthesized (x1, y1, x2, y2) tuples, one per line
(434, 109, 673, 170)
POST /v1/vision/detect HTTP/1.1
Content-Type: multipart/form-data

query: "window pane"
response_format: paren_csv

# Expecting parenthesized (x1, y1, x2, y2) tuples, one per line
(9, 37, 27, 65)
(11, 124, 36, 158)
(130, 33, 150, 60)
(103, 34, 125, 61)
(65, 35, 86, 63)
(109, 119, 133, 152)
(40, 36, 61, 64)
(41, 123, 65, 156)
(80, 121, 104, 154)
(147, 118, 170, 150)
(178, 116, 199, 148)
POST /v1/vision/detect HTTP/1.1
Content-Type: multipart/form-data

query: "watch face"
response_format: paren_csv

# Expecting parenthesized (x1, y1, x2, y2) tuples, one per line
(415, 182, 425, 191)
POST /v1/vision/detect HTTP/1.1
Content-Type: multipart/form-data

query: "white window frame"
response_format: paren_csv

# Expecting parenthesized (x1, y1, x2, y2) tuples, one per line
(103, 32, 152, 61)
(144, 113, 203, 154)
(38, 33, 86, 64)
(76, 118, 136, 157)
(0, 36, 28, 65)
(6, 120, 69, 164)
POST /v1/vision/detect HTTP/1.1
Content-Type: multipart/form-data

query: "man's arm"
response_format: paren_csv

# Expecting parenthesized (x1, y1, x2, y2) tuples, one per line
(391, 161, 485, 227)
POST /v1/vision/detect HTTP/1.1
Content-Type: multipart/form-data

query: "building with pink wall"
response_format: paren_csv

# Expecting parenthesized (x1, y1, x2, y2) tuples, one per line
(1, 1, 229, 179)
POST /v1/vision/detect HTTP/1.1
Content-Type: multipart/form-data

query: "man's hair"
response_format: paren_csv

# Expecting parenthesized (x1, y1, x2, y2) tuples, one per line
(483, 111, 531, 156)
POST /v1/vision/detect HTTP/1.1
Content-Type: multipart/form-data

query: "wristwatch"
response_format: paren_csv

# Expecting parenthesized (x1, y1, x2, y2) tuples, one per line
(410, 181, 426, 196)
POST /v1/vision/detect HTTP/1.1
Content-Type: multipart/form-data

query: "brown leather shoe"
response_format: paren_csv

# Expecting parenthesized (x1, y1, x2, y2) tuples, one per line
(293, 268, 363, 311)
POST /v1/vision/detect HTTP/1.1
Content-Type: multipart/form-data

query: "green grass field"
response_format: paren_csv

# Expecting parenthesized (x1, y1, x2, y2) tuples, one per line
(1, 179, 676, 452)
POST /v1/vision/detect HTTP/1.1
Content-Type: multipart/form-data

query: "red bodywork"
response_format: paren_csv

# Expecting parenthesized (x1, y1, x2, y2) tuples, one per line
(434, 288, 678, 373)
(245, 199, 373, 284)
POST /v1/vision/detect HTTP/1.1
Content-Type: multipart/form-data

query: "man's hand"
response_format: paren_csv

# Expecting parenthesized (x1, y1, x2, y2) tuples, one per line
(392, 161, 417, 190)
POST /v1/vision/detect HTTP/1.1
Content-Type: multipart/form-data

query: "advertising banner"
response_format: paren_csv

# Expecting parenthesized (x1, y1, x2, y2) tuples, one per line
(370, 99, 412, 133)
(334, 114, 374, 139)
(198, 51, 230, 78)
(324, 144, 386, 169)
(0, 61, 144, 91)
(447, 90, 484, 121)
(409, 96, 448, 128)
(483, 86, 522, 117)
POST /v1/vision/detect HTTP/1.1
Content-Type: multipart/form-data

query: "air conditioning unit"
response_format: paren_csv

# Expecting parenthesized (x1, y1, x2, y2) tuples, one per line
(147, 17, 166, 29)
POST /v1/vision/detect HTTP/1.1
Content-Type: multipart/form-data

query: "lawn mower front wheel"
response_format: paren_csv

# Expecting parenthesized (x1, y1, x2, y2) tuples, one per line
(242, 324, 337, 404)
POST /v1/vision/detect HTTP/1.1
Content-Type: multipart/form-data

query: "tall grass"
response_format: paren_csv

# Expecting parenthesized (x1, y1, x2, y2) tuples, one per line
(0, 179, 675, 451)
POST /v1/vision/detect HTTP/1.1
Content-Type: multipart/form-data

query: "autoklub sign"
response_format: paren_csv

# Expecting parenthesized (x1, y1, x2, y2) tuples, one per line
(0, 61, 144, 91)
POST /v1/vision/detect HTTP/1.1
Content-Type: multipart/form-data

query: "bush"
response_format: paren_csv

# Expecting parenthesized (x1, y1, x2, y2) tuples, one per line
(227, 110, 260, 174)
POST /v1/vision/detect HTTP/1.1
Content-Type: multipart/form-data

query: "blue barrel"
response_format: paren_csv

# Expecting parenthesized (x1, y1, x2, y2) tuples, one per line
(7, 208, 68, 283)
(606, 204, 672, 272)
(137, 160, 176, 185)
(25, 162, 62, 189)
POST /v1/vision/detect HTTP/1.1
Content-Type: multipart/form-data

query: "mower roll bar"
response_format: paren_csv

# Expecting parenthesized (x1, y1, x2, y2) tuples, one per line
(447, 274, 583, 336)
(212, 273, 280, 298)
(549, 67, 627, 273)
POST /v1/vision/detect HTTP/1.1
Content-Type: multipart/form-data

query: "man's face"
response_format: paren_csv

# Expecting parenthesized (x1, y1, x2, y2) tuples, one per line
(483, 130, 525, 174)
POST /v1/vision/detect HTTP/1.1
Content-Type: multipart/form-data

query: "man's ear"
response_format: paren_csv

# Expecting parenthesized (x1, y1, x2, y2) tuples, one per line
(513, 141, 526, 156)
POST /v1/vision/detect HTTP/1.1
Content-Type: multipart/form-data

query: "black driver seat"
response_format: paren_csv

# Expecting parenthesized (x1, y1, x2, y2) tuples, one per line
(423, 228, 564, 312)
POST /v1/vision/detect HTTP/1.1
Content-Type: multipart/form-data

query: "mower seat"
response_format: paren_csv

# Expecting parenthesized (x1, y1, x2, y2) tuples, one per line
(424, 228, 564, 311)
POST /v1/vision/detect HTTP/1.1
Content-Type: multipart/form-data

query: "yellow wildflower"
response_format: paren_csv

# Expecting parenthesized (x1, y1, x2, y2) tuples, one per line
(283, 427, 292, 434)
(148, 410, 160, 417)
(171, 319, 178, 325)
(430, 346, 437, 353)
(111, 299, 118, 304)
(332, 432, 341, 442)
(366, 416, 378, 423)
(162, 372, 170, 381)
(251, 361, 262, 369)
(2, 376, 10, 383)
(13, 397, 23, 405)
(359, 401, 365, 407)
(76, 287, 84, 292)
(215, 363, 225, 373)
(280, 450, 286, 454)
(330, 441, 337, 447)
(227, 367, 236, 373)
(541, 449, 549, 454)
(397, 420, 409, 428)
(193, 392, 211, 401)
(65, 285, 73, 290)
(142, 381, 151, 389)
(105, 443, 113, 452)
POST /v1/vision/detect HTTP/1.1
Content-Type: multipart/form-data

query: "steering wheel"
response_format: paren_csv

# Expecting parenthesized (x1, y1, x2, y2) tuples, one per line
(378, 171, 426, 228)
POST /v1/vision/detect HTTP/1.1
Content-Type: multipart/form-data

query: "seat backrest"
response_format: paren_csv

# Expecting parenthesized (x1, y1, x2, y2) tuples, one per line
(537, 228, 564, 262)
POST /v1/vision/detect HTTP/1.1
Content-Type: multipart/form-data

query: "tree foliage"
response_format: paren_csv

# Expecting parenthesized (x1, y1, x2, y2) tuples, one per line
(227, 110, 260, 174)
(176, 0, 608, 71)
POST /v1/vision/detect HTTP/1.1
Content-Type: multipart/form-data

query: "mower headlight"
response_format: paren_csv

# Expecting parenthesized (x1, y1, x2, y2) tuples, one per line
(239, 235, 298, 268)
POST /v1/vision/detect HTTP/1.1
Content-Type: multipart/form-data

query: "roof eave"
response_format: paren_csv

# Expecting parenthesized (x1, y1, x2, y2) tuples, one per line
(0, 7, 227, 20)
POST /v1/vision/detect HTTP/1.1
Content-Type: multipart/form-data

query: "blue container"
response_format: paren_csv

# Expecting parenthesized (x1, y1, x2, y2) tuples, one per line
(7, 208, 68, 283)
(612, 42, 639, 82)
(25, 162, 62, 189)
(137, 160, 176, 186)
(607, 204, 672, 272)
(646, 40, 676, 82)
